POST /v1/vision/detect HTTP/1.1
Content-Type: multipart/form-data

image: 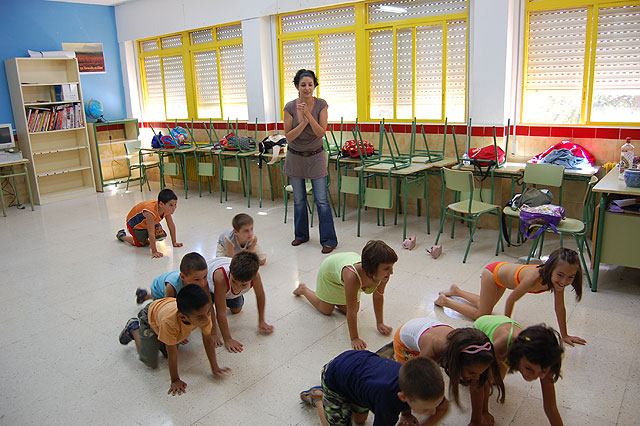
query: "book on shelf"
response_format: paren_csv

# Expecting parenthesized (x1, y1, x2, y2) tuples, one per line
(26, 103, 84, 132)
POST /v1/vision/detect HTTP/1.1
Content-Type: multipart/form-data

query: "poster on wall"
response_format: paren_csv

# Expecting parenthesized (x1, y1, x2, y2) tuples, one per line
(61, 43, 106, 73)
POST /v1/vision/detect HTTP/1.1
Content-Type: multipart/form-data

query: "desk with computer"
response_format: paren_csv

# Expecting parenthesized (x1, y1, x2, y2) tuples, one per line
(0, 123, 34, 216)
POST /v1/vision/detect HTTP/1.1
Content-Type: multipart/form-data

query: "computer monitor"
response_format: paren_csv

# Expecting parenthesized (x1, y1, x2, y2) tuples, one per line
(0, 124, 16, 150)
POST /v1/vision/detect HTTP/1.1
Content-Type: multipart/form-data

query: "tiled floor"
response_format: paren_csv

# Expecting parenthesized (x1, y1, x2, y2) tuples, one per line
(1, 184, 638, 426)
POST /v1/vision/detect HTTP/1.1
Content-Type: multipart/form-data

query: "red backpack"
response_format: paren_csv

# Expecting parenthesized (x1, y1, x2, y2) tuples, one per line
(468, 146, 506, 163)
(342, 139, 375, 158)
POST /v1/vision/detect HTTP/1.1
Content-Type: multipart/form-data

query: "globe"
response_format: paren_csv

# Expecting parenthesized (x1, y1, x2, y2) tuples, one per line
(85, 99, 104, 122)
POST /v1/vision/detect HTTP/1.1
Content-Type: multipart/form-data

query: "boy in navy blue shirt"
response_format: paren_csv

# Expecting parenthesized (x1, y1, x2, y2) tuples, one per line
(300, 350, 448, 426)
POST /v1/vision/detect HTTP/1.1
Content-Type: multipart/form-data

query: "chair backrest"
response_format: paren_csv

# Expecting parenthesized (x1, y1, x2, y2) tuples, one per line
(523, 163, 564, 187)
(124, 140, 141, 155)
(442, 167, 474, 193)
(581, 175, 598, 225)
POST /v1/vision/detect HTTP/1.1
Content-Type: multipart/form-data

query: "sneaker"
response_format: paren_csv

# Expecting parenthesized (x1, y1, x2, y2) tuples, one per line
(119, 318, 139, 345)
(135, 288, 148, 304)
(116, 229, 126, 242)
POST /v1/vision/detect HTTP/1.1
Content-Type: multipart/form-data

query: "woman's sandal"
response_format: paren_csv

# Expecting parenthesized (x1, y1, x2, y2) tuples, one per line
(300, 386, 323, 407)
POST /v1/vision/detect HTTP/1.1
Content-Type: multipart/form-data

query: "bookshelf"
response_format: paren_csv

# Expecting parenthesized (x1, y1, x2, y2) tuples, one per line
(4, 58, 95, 204)
(87, 119, 139, 191)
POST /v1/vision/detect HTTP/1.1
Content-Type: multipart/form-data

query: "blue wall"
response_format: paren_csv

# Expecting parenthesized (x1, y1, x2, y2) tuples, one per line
(0, 0, 126, 127)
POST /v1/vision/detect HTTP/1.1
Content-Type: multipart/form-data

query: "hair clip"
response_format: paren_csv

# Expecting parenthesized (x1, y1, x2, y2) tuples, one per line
(524, 337, 531, 341)
(461, 342, 492, 354)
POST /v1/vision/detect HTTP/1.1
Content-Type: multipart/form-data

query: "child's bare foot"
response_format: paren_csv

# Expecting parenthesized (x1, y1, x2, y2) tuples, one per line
(293, 283, 307, 296)
(443, 284, 460, 297)
(434, 292, 449, 307)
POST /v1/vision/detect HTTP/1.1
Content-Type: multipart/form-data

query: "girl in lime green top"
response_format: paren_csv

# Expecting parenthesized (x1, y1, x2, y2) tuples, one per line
(475, 315, 565, 426)
(293, 240, 398, 350)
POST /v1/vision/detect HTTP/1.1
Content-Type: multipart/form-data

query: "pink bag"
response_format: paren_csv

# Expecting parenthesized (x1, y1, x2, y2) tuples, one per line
(531, 141, 595, 166)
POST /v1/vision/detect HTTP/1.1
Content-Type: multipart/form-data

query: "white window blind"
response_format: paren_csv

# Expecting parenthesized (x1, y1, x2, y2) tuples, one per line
(369, 29, 394, 119)
(368, 0, 467, 24)
(162, 55, 188, 119)
(217, 24, 242, 41)
(591, 4, 640, 122)
(522, 8, 588, 124)
(281, 6, 355, 34)
(191, 29, 214, 45)
(319, 32, 357, 121)
(219, 45, 248, 120)
(397, 28, 414, 119)
(143, 55, 165, 120)
(415, 25, 443, 119)
(282, 38, 316, 103)
(140, 40, 158, 52)
(161, 35, 182, 49)
(193, 50, 221, 118)
(445, 20, 466, 122)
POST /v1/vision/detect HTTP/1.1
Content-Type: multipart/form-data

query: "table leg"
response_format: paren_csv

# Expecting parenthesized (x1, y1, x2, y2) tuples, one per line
(246, 158, 251, 208)
(591, 193, 607, 292)
(0, 177, 6, 217)
(258, 161, 263, 208)
(23, 164, 34, 211)
(402, 177, 408, 241)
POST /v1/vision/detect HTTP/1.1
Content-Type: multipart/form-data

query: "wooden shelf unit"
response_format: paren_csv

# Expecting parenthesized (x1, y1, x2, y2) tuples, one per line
(4, 58, 95, 204)
(87, 119, 140, 191)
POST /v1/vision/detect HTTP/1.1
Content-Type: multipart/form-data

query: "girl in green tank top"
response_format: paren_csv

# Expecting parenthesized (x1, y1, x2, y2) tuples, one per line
(293, 240, 398, 350)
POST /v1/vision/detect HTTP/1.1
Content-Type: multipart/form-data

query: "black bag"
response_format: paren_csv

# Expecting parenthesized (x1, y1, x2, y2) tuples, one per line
(507, 188, 553, 210)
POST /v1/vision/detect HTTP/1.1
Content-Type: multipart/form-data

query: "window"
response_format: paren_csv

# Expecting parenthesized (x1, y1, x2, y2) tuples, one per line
(522, 1, 640, 125)
(278, 1, 468, 122)
(138, 23, 247, 121)
(367, 0, 468, 122)
(278, 6, 357, 121)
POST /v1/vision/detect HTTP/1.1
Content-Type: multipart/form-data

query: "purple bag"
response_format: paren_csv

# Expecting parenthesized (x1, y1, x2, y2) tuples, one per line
(519, 204, 565, 240)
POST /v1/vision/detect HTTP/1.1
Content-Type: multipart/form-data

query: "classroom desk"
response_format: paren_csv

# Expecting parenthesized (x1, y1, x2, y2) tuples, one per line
(459, 161, 599, 181)
(154, 146, 196, 199)
(354, 160, 436, 241)
(0, 159, 34, 217)
(217, 149, 258, 207)
(590, 166, 640, 292)
(251, 150, 286, 208)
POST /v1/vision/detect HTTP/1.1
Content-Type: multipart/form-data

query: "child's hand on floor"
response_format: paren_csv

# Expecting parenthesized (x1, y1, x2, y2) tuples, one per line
(151, 251, 163, 258)
(211, 333, 223, 348)
(168, 379, 187, 396)
(397, 413, 419, 426)
(377, 323, 392, 336)
(172, 242, 183, 247)
(212, 365, 231, 378)
(562, 334, 586, 347)
(351, 337, 367, 350)
(225, 338, 244, 353)
(258, 321, 274, 335)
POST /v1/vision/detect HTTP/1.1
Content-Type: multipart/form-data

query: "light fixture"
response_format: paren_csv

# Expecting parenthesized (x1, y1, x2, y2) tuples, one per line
(377, 5, 407, 13)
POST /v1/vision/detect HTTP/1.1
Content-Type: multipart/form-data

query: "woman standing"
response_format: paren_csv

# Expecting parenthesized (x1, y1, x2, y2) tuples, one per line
(283, 69, 337, 254)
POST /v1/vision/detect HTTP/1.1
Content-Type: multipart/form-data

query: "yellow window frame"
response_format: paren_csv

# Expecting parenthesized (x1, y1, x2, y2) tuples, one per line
(276, 1, 468, 123)
(522, 0, 640, 127)
(137, 23, 243, 121)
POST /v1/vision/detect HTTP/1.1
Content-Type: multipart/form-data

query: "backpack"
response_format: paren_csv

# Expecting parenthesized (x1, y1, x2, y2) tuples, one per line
(259, 134, 287, 166)
(468, 146, 506, 182)
(519, 204, 565, 240)
(342, 139, 375, 158)
(507, 188, 553, 210)
(151, 132, 163, 148)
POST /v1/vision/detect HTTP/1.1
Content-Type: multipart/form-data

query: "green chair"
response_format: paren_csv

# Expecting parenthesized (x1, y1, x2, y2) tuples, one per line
(503, 162, 565, 245)
(435, 167, 504, 263)
(124, 140, 159, 192)
(527, 176, 598, 289)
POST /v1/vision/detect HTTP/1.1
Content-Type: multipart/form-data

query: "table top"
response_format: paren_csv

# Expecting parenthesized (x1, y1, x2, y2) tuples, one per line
(355, 161, 434, 175)
(593, 166, 640, 196)
(0, 159, 30, 168)
(458, 161, 599, 177)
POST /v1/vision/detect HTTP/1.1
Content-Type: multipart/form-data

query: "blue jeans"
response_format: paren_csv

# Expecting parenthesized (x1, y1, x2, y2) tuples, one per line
(291, 176, 338, 247)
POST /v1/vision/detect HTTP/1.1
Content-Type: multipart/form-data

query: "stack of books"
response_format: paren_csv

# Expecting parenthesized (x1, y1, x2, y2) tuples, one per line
(26, 103, 84, 133)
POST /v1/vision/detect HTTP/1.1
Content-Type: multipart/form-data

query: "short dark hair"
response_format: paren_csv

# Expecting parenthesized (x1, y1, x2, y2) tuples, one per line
(441, 328, 505, 406)
(538, 247, 583, 301)
(361, 240, 398, 278)
(176, 284, 209, 316)
(232, 213, 253, 231)
(180, 252, 207, 275)
(158, 188, 178, 204)
(398, 356, 444, 401)
(507, 325, 564, 382)
(229, 251, 259, 282)
(293, 69, 319, 87)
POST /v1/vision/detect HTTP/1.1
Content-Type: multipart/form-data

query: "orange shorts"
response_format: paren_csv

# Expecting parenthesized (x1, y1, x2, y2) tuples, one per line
(393, 325, 419, 363)
(485, 261, 507, 288)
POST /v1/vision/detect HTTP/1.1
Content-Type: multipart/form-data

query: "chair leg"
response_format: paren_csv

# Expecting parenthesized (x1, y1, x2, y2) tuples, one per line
(537, 232, 546, 258)
(575, 235, 593, 289)
(463, 219, 480, 263)
(284, 191, 289, 224)
(527, 235, 539, 264)
(435, 210, 447, 245)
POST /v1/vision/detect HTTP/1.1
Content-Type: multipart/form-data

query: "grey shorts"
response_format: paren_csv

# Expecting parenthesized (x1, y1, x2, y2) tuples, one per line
(129, 224, 167, 247)
(137, 304, 161, 368)
(211, 293, 245, 310)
